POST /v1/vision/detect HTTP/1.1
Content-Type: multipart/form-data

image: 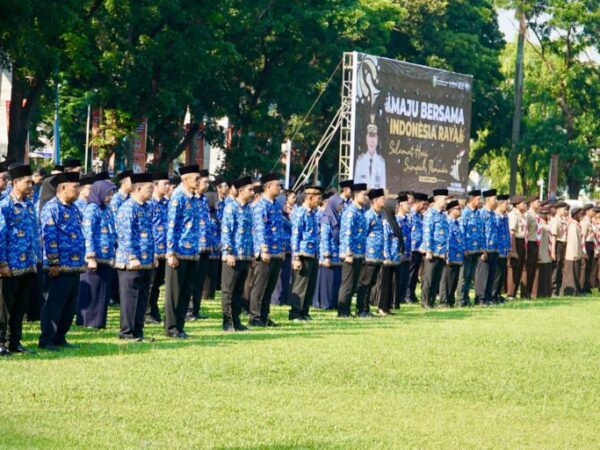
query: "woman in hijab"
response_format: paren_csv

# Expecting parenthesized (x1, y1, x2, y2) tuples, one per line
(314, 194, 344, 309)
(375, 197, 405, 315)
(77, 180, 116, 329)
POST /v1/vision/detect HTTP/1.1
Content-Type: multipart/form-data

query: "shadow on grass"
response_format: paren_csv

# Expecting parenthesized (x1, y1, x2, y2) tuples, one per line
(14, 295, 597, 361)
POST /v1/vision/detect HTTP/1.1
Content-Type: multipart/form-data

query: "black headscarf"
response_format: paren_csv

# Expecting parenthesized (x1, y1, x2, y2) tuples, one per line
(383, 197, 404, 253)
(88, 180, 115, 209)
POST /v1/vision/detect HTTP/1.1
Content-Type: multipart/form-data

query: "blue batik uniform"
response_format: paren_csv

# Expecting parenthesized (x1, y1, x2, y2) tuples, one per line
(364, 208, 384, 263)
(166, 188, 201, 260)
(459, 205, 483, 254)
(341, 196, 352, 212)
(110, 191, 129, 216)
(447, 216, 465, 264)
(0, 195, 39, 275)
(396, 214, 412, 262)
(383, 217, 401, 265)
(221, 200, 253, 260)
(197, 194, 213, 254)
(253, 196, 284, 259)
(115, 198, 154, 270)
(209, 211, 221, 259)
(40, 197, 86, 272)
(291, 205, 319, 259)
(282, 214, 292, 255)
(82, 203, 116, 265)
(410, 208, 424, 253)
(319, 221, 341, 265)
(339, 203, 367, 259)
(479, 207, 498, 253)
(74, 198, 87, 216)
(422, 207, 449, 258)
(150, 196, 168, 259)
(495, 212, 510, 258)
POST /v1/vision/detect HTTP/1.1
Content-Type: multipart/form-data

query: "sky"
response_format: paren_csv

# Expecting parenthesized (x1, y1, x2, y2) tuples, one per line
(497, 8, 600, 63)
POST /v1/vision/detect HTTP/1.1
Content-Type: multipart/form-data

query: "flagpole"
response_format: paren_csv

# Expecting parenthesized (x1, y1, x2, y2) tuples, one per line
(84, 104, 91, 173)
(53, 80, 60, 164)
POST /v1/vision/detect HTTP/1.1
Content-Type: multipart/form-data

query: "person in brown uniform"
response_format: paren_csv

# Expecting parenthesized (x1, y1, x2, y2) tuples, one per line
(561, 207, 583, 296)
(523, 195, 541, 298)
(579, 204, 595, 294)
(534, 206, 553, 298)
(549, 201, 569, 295)
(507, 196, 527, 298)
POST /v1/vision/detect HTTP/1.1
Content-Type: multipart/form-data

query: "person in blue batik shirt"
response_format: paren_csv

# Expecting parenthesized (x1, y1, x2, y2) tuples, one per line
(77, 180, 116, 330)
(249, 173, 284, 327)
(164, 164, 202, 339)
(456, 189, 483, 307)
(337, 183, 368, 318)
(190, 169, 212, 321)
(421, 189, 449, 308)
(406, 192, 428, 303)
(39, 172, 85, 351)
(115, 173, 156, 341)
(145, 171, 170, 324)
(474, 189, 499, 306)
(439, 200, 464, 307)
(0, 164, 38, 355)
(0, 161, 9, 202)
(270, 191, 294, 306)
(492, 194, 511, 303)
(110, 170, 133, 216)
(315, 194, 344, 310)
(355, 188, 386, 317)
(339, 179, 353, 212)
(73, 173, 96, 216)
(394, 194, 412, 308)
(220, 176, 254, 332)
(375, 194, 405, 315)
(289, 185, 322, 321)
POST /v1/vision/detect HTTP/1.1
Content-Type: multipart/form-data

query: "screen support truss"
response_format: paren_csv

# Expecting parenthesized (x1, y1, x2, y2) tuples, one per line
(292, 52, 354, 192)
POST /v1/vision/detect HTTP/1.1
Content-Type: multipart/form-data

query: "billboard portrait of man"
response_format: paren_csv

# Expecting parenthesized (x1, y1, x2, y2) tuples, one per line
(354, 114, 386, 189)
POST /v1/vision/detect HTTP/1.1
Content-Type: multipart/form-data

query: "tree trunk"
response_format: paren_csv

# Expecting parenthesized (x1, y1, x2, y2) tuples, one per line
(7, 66, 42, 163)
(566, 177, 580, 200)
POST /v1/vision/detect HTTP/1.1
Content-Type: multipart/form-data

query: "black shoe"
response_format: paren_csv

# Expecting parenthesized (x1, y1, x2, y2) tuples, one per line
(0, 346, 11, 356)
(135, 337, 156, 343)
(235, 324, 249, 332)
(248, 318, 267, 327)
(357, 311, 372, 318)
(290, 316, 307, 322)
(178, 331, 189, 339)
(197, 313, 209, 320)
(265, 319, 280, 327)
(166, 330, 185, 339)
(39, 344, 61, 352)
(460, 301, 470, 307)
(337, 313, 352, 318)
(223, 323, 235, 332)
(303, 314, 313, 321)
(9, 344, 35, 354)
(60, 342, 79, 349)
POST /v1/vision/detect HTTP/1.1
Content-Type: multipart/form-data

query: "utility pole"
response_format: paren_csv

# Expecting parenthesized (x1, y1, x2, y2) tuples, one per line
(509, 12, 527, 196)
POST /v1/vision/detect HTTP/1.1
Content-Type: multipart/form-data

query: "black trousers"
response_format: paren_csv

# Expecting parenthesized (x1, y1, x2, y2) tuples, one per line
(524, 241, 539, 298)
(39, 272, 80, 348)
(356, 263, 380, 314)
(26, 263, 44, 321)
(221, 260, 249, 326)
(507, 238, 526, 298)
(457, 252, 480, 304)
(164, 259, 198, 335)
(191, 252, 210, 314)
(202, 258, 220, 300)
(475, 252, 499, 303)
(377, 265, 395, 311)
(289, 256, 318, 319)
(493, 257, 507, 301)
(147, 258, 166, 321)
(394, 261, 410, 309)
(439, 264, 461, 306)
(250, 258, 282, 322)
(552, 241, 566, 295)
(118, 269, 152, 339)
(337, 258, 364, 316)
(0, 272, 33, 348)
(582, 242, 595, 293)
(406, 251, 423, 302)
(421, 256, 445, 307)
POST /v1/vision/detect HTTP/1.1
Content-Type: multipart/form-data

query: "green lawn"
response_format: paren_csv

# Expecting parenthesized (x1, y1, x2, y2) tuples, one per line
(2, 295, 600, 449)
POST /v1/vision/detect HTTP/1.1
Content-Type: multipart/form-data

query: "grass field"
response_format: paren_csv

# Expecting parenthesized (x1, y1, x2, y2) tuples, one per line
(2, 294, 600, 449)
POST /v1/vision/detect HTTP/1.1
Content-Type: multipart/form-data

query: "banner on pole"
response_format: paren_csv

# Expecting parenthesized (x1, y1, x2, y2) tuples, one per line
(351, 53, 473, 195)
(132, 118, 148, 173)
